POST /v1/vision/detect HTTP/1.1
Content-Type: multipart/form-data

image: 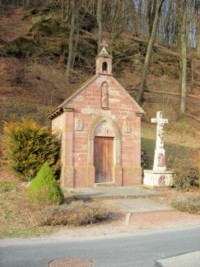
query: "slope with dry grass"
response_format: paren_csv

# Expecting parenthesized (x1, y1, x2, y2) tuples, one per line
(0, 7, 200, 131)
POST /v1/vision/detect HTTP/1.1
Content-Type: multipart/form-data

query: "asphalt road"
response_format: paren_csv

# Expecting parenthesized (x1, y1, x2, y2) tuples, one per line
(0, 226, 200, 267)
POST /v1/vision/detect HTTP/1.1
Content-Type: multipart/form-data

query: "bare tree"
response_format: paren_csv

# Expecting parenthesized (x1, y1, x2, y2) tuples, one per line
(146, 0, 157, 37)
(66, 0, 76, 82)
(97, 0, 103, 52)
(104, 0, 129, 51)
(137, 0, 165, 104)
(180, 0, 188, 114)
(194, 0, 200, 56)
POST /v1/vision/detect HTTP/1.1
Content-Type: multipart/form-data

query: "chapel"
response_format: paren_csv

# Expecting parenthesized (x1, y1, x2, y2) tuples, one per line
(49, 43, 145, 188)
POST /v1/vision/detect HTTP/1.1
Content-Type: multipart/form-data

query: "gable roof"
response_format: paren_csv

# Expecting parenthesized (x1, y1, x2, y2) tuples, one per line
(48, 74, 98, 119)
(113, 77, 145, 115)
(48, 74, 145, 119)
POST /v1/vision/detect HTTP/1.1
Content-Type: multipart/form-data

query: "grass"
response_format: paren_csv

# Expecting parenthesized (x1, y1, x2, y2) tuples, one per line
(0, 178, 113, 238)
(141, 120, 200, 170)
(0, 180, 57, 238)
(0, 100, 52, 133)
(0, 181, 17, 193)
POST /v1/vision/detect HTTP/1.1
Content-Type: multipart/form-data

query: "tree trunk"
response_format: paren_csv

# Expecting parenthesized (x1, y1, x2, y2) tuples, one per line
(137, 0, 164, 104)
(97, 0, 103, 52)
(197, 34, 200, 57)
(180, 1, 187, 114)
(66, 1, 76, 82)
(196, 10, 200, 57)
(130, 0, 136, 35)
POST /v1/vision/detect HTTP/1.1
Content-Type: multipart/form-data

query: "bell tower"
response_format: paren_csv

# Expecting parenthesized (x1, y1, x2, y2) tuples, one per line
(96, 41, 112, 75)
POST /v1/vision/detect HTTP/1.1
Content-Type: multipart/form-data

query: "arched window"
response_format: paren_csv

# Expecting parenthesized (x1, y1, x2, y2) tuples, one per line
(102, 62, 107, 73)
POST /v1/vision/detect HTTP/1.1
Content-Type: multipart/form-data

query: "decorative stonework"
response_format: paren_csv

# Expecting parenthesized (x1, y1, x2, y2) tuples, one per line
(101, 81, 109, 108)
(90, 113, 96, 119)
(94, 120, 115, 137)
(123, 119, 131, 133)
(88, 116, 121, 165)
(75, 118, 84, 131)
(158, 175, 166, 186)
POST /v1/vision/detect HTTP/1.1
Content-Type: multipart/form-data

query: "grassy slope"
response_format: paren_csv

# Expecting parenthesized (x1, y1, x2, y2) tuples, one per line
(0, 7, 199, 171)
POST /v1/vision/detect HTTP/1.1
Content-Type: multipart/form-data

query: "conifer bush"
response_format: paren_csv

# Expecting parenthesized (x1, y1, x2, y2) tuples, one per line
(28, 162, 64, 206)
(3, 118, 60, 181)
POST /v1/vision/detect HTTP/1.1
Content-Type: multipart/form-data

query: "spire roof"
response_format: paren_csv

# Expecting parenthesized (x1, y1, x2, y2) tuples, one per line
(98, 40, 112, 58)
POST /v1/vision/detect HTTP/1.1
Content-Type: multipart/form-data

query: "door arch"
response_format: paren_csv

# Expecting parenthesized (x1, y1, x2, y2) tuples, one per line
(88, 116, 121, 183)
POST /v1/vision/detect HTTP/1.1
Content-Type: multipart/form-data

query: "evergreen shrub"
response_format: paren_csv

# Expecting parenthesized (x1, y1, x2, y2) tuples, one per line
(3, 118, 60, 181)
(28, 162, 64, 206)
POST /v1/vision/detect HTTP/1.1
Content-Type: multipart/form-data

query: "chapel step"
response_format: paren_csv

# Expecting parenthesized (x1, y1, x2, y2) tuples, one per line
(94, 182, 115, 187)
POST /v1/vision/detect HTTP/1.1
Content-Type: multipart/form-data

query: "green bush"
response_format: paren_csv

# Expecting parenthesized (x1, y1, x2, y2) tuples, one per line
(34, 200, 111, 226)
(171, 194, 200, 213)
(3, 118, 60, 181)
(28, 162, 64, 206)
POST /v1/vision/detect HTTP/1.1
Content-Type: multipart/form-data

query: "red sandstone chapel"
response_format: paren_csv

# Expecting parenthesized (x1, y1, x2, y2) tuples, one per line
(49, 43, 145, 188)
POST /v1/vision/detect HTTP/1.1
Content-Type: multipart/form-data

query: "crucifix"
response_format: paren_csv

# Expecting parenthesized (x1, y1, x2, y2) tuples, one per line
(151, 111, 168, 171)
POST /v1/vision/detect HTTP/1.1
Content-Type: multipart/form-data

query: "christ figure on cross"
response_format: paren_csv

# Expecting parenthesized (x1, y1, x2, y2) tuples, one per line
(151, 111, 168, 171)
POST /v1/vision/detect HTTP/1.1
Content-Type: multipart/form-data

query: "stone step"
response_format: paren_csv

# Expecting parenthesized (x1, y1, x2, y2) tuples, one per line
(94, 182, 115, 187)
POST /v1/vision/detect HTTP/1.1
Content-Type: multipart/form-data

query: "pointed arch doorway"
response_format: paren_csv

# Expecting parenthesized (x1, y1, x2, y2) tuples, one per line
(88, 116, 121, 185)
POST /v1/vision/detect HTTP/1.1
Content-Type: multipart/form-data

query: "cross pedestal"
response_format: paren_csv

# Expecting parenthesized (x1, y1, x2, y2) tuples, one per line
(143, 111, 173, 188)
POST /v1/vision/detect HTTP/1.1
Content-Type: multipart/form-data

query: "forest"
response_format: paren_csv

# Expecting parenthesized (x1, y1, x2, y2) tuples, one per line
(0, 0, 200, 125)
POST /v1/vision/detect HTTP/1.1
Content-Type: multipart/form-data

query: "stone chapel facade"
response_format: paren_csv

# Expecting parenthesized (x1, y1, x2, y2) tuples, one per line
(49, 45, 144, 188)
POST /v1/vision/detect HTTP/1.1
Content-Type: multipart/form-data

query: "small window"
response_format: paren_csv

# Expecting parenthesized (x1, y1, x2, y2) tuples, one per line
(102, 62, 107, 73)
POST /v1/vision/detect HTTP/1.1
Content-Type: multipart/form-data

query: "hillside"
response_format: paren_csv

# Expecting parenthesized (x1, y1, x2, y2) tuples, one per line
(0, 6, 200, 171)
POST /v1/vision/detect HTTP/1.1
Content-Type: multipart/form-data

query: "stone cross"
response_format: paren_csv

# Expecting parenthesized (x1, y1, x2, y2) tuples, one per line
(151, 111, 168, 171)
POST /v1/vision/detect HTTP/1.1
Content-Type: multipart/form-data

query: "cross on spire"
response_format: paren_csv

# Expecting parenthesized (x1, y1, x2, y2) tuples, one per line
(101, 40, 108, 49)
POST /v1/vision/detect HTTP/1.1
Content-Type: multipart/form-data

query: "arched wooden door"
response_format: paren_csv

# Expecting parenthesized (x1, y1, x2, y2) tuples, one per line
(94, 137, 113, 183)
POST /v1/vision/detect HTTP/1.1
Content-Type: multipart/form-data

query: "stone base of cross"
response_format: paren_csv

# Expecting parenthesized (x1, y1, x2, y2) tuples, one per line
(143, 169, 173, 187)
(151, 111, 168, 172)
